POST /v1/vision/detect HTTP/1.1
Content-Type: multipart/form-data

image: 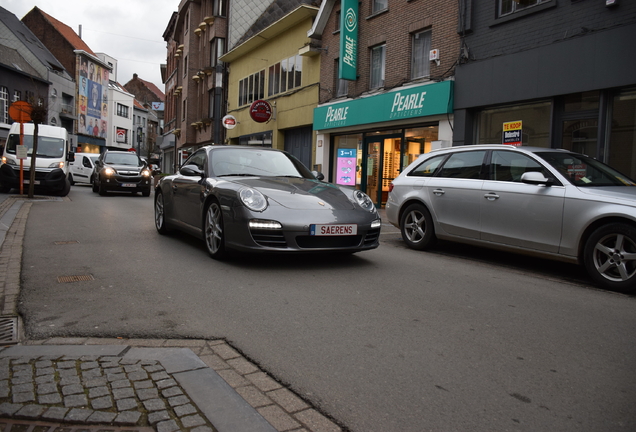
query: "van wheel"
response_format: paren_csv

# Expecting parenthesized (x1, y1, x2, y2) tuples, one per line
(68, 174, 75, 186)
(98, 182, 107, 196)
(92, 177, 99, 193)
(59, 179, 71, 197)
(0, 184, 10, 194)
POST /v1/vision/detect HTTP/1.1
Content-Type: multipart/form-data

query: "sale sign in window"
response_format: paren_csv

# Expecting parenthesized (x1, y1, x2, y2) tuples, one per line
(503, 120, 523, 146)
(337, 149, 356, 185)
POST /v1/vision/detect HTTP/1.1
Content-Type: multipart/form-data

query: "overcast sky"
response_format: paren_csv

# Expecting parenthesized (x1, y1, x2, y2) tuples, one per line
(3, 0, 176, 92)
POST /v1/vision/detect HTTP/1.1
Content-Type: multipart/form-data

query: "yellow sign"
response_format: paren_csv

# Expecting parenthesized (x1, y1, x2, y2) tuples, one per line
(503, 120, 522, 131)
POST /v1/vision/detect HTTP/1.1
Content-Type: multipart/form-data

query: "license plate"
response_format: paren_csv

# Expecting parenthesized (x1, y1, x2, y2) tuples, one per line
(122, 183, 136, 187)
(23, 180, 40, 185)
(310, 224, 357, 236)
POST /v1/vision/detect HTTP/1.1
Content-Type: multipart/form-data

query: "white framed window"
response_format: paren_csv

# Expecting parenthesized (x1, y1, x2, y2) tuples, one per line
(499, 0, 550, 16)
(116, 103, 129, 118)
(0, 87, 8, 123)
(268, 55, 302, 97)
(13, 90, 20, 102)
(411, 30, 431, 80)
(372, 0, 388, 14)
(370, 44, 385, 89)
(238, 70, 265, 106)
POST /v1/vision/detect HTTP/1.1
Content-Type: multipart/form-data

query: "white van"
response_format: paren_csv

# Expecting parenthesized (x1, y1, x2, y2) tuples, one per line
(0, 123, 74, 196)
(69, 153, 100, 185)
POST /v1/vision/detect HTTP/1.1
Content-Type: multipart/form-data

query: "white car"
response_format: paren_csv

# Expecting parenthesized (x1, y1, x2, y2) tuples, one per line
(386, 145, 636, 293)
(69, 153, 99, 185)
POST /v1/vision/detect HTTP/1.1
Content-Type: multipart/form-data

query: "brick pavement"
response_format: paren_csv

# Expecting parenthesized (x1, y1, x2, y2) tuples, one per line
(0, 194, 343, 432)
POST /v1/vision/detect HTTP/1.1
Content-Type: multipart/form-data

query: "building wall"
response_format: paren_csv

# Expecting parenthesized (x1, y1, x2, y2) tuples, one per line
(318, 0, 460, 104)
(224, 11, 320, 152)
(21, 10, 78, 77)
(228, 0, 274, 49)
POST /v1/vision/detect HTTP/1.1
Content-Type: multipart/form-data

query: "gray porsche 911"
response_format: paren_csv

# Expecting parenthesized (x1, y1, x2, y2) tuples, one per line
(154, 145, 382, 258)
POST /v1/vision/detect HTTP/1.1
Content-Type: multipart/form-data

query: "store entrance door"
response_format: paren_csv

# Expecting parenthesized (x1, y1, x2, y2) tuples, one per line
(362, 133, 402, 207)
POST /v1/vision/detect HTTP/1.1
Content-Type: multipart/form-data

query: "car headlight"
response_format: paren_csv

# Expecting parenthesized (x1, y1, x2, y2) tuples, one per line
(4, 157, 16, 166)
(240, 188, 268, 212)
(103, 167, 115, 176)
(142, 169, 151, 177)
(353, 190, 375, 212)
(49, 162, 64, 169)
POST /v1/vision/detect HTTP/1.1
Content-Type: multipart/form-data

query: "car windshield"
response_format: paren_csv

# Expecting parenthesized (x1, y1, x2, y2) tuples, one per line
(537, 151, 636, 187)
(211, 148, 313, 178)
(5, 134, 65, 158)
(104, 153, 142, 166)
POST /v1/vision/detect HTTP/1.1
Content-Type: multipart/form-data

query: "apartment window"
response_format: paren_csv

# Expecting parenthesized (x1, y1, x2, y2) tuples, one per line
(334, 60, 348, 97)
(210, 38, 225, 67)
(116, 128, 128, 143)
(372, 0, 388, 14)
(370, 44, 386, 89)
(335, 10, 341, 32)
(411, 30, 431, 80)
(185, 12, 189, 32)
(116, 103, 129, 118)
(268, 55, 302, 97)
(184, 56, 188, 77)
(499, 0, 550, 16)
(213, 0, 227, 17)
(0, 87, 7, 123)
(238, 70, 265, 106)
(183, 99, 187, 121)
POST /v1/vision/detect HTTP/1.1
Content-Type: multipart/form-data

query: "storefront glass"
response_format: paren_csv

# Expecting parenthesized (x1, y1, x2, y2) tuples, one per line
(477, 101, 551, 147)
(608, 88, 636, 179)
(333, 134, 363, 187)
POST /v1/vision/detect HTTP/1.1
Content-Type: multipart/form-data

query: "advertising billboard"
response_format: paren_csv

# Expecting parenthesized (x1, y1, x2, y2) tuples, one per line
(78, 57, 108, 139)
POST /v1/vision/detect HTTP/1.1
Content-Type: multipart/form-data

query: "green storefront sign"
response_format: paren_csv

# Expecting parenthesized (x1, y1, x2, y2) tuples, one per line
(339, 0, 358, 81)
(314, 80, 453, 130)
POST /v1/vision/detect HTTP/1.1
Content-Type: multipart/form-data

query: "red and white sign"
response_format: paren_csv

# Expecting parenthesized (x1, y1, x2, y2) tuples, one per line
(222, 115, 237, 129)
(116, 128, 127, 143)
(249, 100, 272, 123)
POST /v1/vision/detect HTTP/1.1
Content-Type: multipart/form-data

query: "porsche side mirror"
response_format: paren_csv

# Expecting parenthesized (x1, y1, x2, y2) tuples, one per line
(180, 164, 205, 177)
(312, 171, 325, 181)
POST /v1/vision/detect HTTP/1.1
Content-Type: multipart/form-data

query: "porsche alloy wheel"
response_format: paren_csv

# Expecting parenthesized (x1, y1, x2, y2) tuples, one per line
(205, 201, 227, 259)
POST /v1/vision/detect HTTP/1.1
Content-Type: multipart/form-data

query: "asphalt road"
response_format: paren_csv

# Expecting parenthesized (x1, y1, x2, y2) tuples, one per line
(18, 185, 636, 432)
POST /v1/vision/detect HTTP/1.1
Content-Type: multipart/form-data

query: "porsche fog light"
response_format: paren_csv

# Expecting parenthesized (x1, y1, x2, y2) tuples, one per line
(249, 220, 282, 230)
(240, 188, 267, 212)
(353, 190, 375, 212)
(371, 219, 382, 229)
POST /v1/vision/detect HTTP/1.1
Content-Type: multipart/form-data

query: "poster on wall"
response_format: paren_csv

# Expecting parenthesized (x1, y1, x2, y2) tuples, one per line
(336, 149, 356, 185)
(78, 57, 109, 138)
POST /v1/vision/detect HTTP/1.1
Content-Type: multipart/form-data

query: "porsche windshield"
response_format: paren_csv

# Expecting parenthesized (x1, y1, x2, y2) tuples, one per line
(6, 134, 65, 158)
(537, 151, 636, 187)
(211, 149, 313, 178)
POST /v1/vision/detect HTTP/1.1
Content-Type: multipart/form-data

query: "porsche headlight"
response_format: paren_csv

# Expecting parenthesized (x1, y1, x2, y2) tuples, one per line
(240, 188, 268, 212)
(103, 167, 115, 176)
(353, 190, 375, 212)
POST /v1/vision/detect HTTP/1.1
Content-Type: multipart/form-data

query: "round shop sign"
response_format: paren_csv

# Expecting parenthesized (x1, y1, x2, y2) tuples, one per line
(222, 114, 237, 129)
(249, 100, 272, 123)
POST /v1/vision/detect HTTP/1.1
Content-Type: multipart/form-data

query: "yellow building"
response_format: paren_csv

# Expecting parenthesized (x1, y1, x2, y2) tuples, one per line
(220, 4, 320, 170)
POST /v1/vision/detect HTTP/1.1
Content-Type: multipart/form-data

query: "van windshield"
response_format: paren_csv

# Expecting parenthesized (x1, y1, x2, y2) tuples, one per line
(6, 134, 65, 158)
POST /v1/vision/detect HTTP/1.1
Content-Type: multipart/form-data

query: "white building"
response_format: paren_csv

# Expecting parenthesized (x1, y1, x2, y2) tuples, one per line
(96, 53, 134, 150)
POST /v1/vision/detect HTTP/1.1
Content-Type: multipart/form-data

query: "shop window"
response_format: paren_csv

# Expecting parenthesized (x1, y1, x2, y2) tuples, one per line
(563, 91, 599, 113)
(268, 55, 302, 97)
(333, 134, 363, 186)
(411, 30, 431, 80)
(370, 44, 385, 89)
(499, 0, 550, 17)
(608, 88, 636, 179)
(13, 90, 20, 102)
(238, 70, 265, 106)
(404, 126, 438, 166)
(477, 101, 551, 147)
